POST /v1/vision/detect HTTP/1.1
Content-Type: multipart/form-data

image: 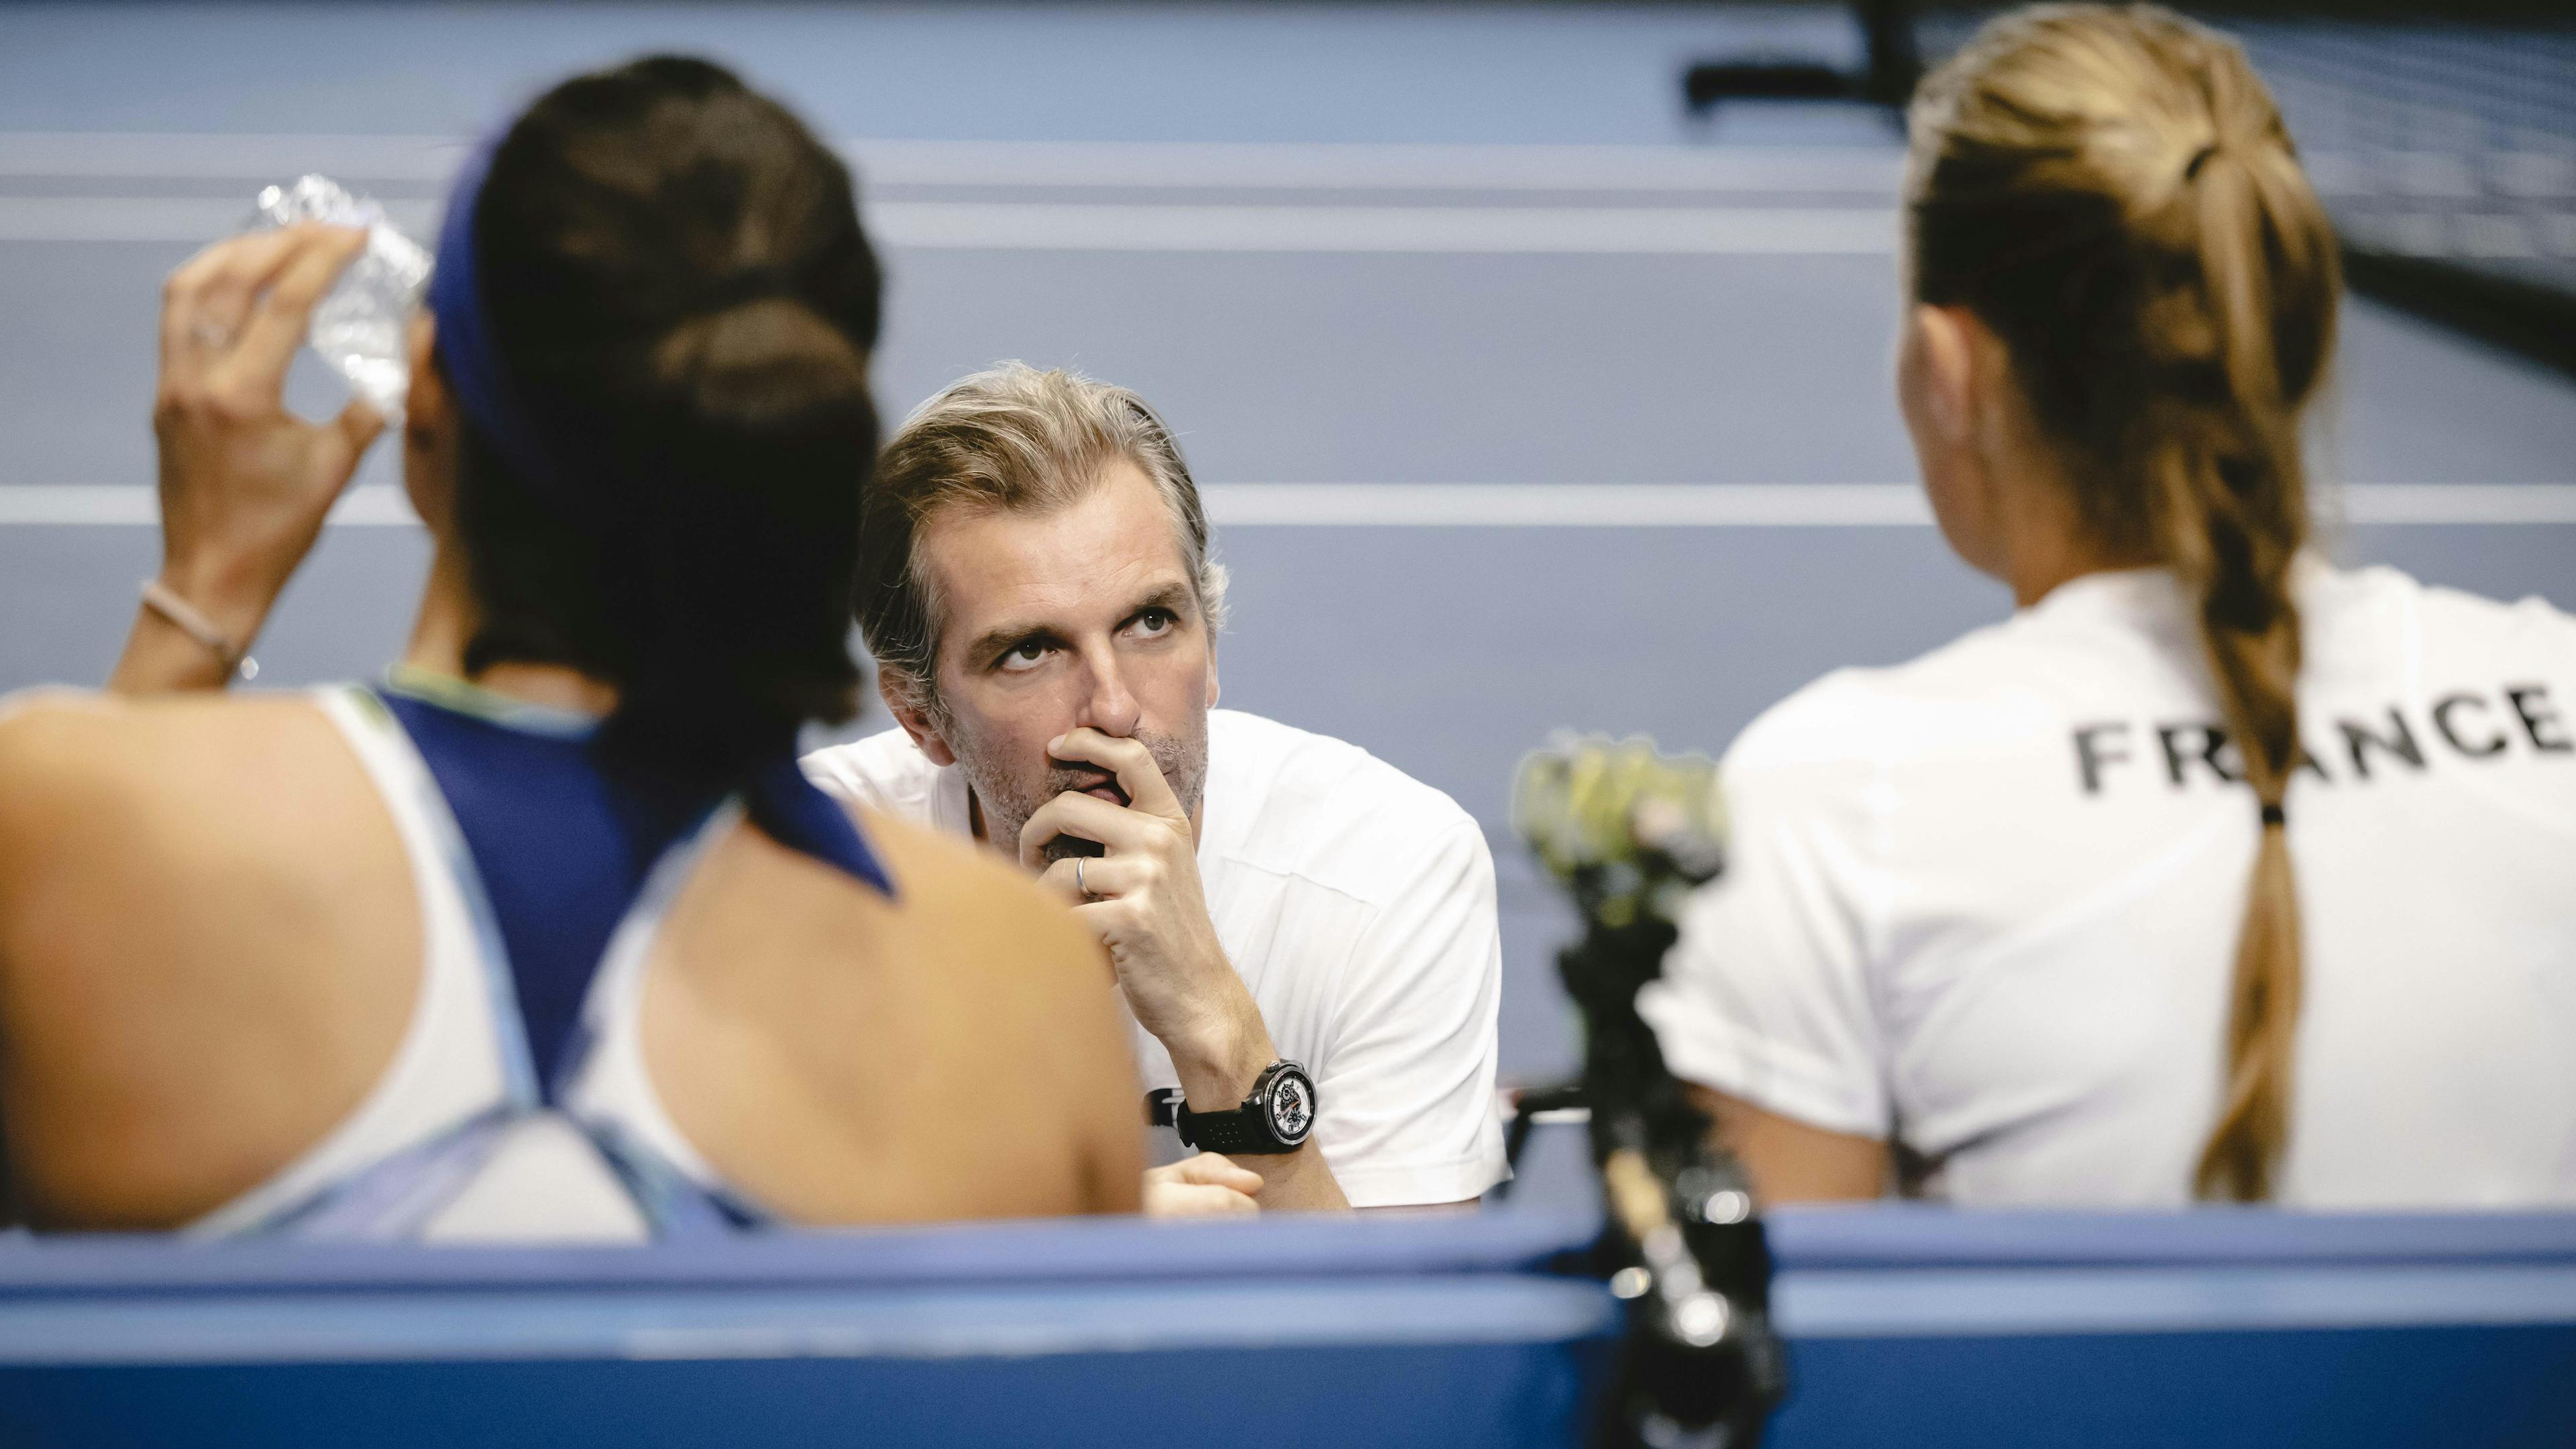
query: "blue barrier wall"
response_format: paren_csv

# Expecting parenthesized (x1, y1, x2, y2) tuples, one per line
(1764, 1208, 2576, 1449)
(0, 1208, 2570, 1448)
(0, 1214, 1618, 1449)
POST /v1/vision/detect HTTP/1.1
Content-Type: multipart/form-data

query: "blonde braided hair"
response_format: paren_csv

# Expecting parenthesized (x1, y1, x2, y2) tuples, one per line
(1907, 4, 2341, 1199)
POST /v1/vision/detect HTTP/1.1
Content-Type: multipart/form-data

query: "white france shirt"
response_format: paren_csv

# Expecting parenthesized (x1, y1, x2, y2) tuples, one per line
(1640, 561, 2576, 1208)
(803, 708, 1509, 1207)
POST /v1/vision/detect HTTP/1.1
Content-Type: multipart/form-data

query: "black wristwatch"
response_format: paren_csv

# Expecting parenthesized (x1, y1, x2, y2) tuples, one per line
(1146, 1061, 1317, 1155)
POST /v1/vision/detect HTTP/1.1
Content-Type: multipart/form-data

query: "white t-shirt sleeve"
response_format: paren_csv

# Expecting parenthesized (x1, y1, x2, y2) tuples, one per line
(1638, 724, 1894, 1140)
(799, 731, 936, 824)
(1312, 818, 1509, 1208)
(800, 741, 889, 809)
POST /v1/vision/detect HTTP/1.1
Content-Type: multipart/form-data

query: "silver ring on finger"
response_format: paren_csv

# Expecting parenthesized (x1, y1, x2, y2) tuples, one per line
(1074, 857, 1088, 900)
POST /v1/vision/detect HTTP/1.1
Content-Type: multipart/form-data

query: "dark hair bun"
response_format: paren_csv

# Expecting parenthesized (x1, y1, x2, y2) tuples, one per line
(451, 57, 882, 795)
(654, 296, 871, 435)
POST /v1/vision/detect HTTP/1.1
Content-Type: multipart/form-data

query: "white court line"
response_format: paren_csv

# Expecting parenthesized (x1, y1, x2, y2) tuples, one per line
(2326, 483, 2576, 525)
(847, 140, 1905, 194)
(1218, 482, 2576, 526)
(0, 133, 1907, 193)
(0, 486, 417, 526)
(0, 133, 468, 182)
(871, 201, 1896, 254)
(4, 483, 2571, 529)
(0, 194, 1895, 254)
(0, 195, 291, 242)
(0, 131, 2448, 201)
(1212, 482, 1933, 525)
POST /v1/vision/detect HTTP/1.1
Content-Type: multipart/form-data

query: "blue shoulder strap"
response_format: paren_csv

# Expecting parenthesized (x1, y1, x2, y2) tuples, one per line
(223, 682, 785, 1241)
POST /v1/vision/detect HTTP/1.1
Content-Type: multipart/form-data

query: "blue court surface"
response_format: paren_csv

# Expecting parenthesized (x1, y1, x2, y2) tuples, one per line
(0, 8, 2572, 1440)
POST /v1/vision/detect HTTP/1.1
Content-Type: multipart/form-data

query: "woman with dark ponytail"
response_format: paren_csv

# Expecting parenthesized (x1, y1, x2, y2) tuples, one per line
(0, 58, 1141, 1234)
(1642, 5, 2576, 1208)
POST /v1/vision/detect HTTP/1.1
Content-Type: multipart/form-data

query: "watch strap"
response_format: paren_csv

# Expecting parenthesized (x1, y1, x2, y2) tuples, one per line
(1177, 1106, 1278, 1157)
(1145, 1063, 1314, 1156)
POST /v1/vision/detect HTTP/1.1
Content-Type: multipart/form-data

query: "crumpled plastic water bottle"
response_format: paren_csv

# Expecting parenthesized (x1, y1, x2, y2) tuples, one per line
(249, 176, 433, 421)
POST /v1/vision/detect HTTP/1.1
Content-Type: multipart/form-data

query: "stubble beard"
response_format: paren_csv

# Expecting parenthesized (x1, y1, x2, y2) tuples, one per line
(952, 714, 1210, 865)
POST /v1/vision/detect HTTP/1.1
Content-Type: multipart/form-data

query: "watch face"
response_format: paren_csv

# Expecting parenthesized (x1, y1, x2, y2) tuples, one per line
(1266, 1067, 1316, 1145)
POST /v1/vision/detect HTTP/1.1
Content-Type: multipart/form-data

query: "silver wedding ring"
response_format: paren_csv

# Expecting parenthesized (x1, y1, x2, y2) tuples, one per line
(1074, 857, 1087, 898)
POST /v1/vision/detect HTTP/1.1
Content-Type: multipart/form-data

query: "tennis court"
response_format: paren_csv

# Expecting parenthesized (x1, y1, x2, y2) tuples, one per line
(3, 1, 2570, 1122)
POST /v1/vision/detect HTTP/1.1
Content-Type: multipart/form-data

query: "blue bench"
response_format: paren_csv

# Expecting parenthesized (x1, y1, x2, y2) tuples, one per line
(0, 1208, 2567, 1448)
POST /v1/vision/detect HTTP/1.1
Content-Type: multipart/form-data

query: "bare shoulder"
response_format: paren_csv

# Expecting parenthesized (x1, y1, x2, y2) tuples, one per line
(0, 689, 150, 793)
(647, 804, 1133, 1224)
(668, 802, 1108, 1001)
(0, 686, 343, 764)
(853, 806, 1108, 983)
(0, 686, 392, 930)
(0, 690, 356, 861)
(0, 690, 414, 1228)
(861, 806, 1050, 910)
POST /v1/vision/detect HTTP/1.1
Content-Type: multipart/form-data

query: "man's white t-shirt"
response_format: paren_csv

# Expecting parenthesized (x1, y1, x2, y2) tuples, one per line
(1640, 562, 2576, 1208)
(803, 709, 1509, 1207)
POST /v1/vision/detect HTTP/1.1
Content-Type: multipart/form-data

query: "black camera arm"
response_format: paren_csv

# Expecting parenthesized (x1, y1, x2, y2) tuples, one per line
(1514, 741, 1786, 1449)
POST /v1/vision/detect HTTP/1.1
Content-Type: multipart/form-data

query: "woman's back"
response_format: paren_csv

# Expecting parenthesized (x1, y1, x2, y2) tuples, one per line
(0, 55, 1142, 1234)
(1646, 561, 2576, 1206)
(0, 685, 1139, 1231)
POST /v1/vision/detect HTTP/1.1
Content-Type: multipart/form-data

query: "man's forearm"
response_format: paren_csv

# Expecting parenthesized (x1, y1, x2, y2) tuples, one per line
(1166, 998, 1351, 1212)
(1242, 1138, 1350, 1212)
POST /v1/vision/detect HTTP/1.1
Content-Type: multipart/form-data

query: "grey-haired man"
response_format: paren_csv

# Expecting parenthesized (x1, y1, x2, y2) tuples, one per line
(803, 364, 1506, 1214)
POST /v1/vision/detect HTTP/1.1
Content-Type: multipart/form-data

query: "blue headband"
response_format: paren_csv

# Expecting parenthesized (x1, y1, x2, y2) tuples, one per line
(425, 135, 893, 899)
(427, 139, 571, 510)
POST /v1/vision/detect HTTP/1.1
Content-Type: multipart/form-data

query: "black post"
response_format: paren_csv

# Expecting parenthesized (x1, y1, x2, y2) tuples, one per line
(1682, 0, 1921, 117)
(1858, 0, 1923, 109)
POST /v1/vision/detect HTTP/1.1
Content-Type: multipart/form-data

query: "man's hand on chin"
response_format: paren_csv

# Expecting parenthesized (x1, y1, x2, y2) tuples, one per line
(1142, 1152, 1263, 1218)
(1024, 727, 1352, 1214)
(1022, 727, 1268, 1107)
